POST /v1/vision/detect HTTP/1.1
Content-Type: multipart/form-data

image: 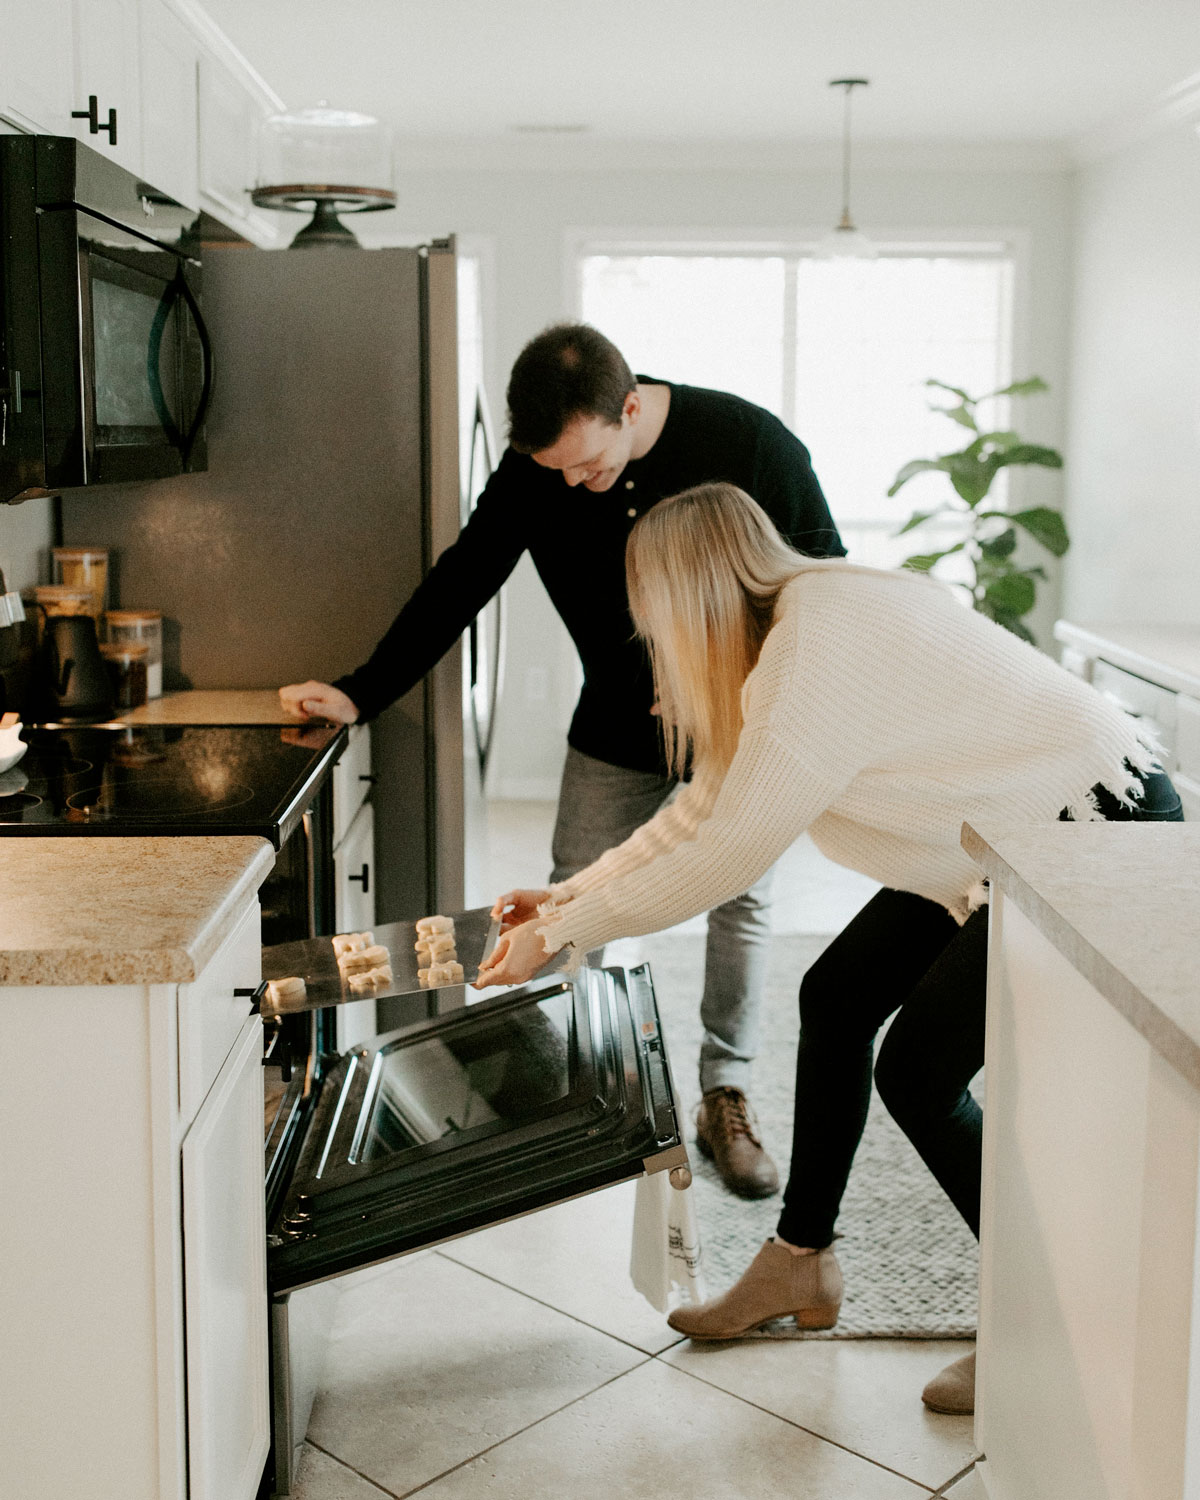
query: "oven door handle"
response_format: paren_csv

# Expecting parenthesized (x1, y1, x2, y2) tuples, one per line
(173, 268, 213, 468)
(234, 980, 271, 1015)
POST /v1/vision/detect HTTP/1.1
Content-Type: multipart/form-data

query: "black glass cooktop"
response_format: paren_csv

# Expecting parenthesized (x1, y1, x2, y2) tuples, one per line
(0, 723, 346, 846)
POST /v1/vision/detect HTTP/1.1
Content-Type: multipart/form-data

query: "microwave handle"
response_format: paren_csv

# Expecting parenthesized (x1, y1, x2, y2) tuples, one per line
(173, 269, 213, 466)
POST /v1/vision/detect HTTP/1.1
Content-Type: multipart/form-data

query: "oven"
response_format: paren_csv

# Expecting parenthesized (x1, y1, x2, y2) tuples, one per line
(260, 944, 687, 1494)
(0, 135, 211, 504)
(0, 722, 689, 1497)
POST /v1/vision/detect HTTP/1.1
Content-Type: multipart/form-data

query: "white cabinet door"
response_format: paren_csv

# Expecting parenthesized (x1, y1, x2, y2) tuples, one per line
(182, 1015, 270, 1500)
(335, 800, 378, 1051)
(138, 0, 199, 208)
(197, 50, 281, 245)
(72, 0, 143, 175)
(2, 0, 75, 133)
(333, 723, 374, 849)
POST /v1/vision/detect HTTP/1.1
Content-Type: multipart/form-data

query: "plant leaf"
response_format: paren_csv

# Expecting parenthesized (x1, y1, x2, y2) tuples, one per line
(978, 527, 1017, 560)
(984, 608, 1037, 644)
(901, 541, 965, 572)
(991, 443, 1063, 471)
(1007, 506, 1070, 556)
(932, 404, 979, 432)
(985, 376, 1049, 400)
(886, 457, 953, 497)
(893, 507, 947, 537)
(945, 454, 994, 507)
(983, 572, 1036, 615)
(926, 378, 973, 403)
(974, 429, 1021, 451)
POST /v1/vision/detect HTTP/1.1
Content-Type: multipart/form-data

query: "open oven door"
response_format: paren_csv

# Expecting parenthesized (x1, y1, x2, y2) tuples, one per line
(268, 963, 685, 1291)
(266, 962, 687, 1495)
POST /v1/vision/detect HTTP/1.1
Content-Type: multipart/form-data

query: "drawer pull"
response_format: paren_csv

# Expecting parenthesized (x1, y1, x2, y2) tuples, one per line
(348, 863, 370, 893)
(358, 773, 377, 785)
(234, 981, 270, 1016)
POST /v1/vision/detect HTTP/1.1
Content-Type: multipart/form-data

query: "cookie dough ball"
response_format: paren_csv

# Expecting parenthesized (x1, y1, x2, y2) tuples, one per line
(266, 976, 306, 1007)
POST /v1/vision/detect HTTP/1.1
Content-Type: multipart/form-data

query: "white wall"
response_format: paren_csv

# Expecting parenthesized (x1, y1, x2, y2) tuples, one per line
(0, 498, 53, 593)
(360, 145, 1075, 798)
(1062, 110, 1200, 626)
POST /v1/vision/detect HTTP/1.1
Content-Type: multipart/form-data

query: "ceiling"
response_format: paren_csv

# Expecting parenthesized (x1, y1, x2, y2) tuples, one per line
(199, 0, 1200, 150)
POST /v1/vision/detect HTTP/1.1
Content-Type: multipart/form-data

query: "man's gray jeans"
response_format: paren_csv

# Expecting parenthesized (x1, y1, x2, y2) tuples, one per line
(550, 745, 772, 1095)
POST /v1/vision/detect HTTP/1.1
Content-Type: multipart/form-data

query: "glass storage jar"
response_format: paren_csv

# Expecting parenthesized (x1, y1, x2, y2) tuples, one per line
(106, 609, 163, 699)
(33, 585, 93, 643)
(52, 548, 109, 625)
(99, 642, 149, 711)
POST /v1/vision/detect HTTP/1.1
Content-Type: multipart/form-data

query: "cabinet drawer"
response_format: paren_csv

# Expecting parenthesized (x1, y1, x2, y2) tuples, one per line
(1177, 696, 1200, 782)
(333, 724, 373, 849)
(178, 899, 261, 1124)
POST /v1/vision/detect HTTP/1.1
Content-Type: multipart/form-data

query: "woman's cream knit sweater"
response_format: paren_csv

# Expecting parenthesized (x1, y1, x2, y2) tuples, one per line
(537, 562, 1157, 962)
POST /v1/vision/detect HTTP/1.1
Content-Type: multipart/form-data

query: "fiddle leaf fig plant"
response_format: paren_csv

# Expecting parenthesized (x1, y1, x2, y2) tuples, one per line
(889, 376, 1068, 644)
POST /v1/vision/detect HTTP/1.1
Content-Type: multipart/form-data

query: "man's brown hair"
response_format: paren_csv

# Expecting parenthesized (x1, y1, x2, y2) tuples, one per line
(506, 323, 636, 454)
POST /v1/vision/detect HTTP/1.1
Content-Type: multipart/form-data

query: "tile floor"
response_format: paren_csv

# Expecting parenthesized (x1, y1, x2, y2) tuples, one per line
(289, 802, 980, 1499)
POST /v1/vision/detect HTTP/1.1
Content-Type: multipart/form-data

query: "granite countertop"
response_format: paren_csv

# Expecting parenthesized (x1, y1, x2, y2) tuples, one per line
(963, 821, 1200, 1089)
(119, 689, 300, 725)
(1054, 621, 1200, 697)
(0, 836, 274, 986)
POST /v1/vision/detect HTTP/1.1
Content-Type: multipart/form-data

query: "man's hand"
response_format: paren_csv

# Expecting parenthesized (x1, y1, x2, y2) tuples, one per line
(279, 681, 359, 724)
(490, 888, 553, 933)
(475, 918, 556, 987)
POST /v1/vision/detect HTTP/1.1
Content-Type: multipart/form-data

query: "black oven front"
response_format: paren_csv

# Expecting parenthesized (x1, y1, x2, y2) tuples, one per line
(0, 134, 211, 504)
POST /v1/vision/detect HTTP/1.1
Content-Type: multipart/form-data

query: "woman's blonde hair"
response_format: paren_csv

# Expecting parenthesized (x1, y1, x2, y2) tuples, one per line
(626, 482, 812, 776)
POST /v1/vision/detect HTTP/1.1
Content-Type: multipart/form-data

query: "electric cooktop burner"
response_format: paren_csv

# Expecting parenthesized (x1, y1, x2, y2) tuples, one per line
(0, 723, 345, 845)
(66, 777, 258, 821)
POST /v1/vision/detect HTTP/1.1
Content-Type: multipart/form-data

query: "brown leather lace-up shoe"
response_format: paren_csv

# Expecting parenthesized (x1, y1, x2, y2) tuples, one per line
(695, 1086, 779, 1199)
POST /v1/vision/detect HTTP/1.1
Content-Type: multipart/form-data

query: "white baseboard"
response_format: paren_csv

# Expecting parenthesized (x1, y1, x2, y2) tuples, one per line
(490, 777, 562, 802)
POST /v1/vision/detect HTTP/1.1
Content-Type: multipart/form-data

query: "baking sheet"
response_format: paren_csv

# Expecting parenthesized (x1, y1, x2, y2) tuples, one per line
(259, 905, 503, 1018)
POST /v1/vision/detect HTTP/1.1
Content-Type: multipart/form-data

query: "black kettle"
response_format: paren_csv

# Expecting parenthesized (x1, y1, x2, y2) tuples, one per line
(38, 614, 114, 721)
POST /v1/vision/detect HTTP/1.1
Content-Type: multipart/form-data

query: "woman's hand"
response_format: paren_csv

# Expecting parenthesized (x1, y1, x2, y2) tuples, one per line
(279, 681, 359, 725)
(490, 888, 552, 933)
(475, 919, 557, 987)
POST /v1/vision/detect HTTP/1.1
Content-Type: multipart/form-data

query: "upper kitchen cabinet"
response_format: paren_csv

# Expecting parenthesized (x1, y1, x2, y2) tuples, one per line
(2, 0, 286, 243)
(139, 0, 200, 210)
(71, 0, 143, 177)
(196, 50, 284, 245)
(2, 0, 76, 136)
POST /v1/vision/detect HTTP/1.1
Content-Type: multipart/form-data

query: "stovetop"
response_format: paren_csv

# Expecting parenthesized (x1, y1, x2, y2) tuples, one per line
(0, 723, 347, 846)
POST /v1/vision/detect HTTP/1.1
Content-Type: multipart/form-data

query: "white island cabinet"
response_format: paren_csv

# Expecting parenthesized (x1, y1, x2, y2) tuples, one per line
(963, 821, 1200, 1500)
(0, 836, 275, 1500)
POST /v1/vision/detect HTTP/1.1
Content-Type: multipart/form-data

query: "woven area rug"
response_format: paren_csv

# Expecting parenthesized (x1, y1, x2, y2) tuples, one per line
(632, 931, 979, 1339)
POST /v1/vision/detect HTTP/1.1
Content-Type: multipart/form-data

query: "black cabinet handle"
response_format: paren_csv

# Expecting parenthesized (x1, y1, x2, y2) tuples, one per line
(348, 863, 370, 893)
(358, 773, 376, 784)
(234, 980, 270, 1015)
(71, 95, 118, 146)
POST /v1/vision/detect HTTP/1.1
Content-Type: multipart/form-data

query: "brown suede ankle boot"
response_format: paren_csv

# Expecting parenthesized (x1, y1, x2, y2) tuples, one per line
(667, 1238, 842, 1339)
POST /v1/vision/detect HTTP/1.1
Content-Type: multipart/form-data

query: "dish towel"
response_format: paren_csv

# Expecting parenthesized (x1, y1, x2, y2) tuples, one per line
(630, 1170, 708, 1312)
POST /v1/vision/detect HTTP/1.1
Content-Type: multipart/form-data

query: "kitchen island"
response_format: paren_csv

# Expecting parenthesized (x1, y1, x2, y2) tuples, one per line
(963, 820, 1200, 1500)
(0, 836, 274, 1500)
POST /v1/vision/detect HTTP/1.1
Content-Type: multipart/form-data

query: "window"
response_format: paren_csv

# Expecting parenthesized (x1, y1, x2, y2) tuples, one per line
(578, 246, 1014, 569)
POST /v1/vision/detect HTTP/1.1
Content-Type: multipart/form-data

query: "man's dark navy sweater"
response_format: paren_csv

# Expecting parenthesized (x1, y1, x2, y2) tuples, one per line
(335, 379, 845, 775)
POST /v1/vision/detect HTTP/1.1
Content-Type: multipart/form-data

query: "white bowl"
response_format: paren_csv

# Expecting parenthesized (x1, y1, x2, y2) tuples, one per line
(0, 724, 28, 775)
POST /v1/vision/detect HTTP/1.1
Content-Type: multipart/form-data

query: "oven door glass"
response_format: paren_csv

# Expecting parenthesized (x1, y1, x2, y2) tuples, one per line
(267, 964, 684, 1293)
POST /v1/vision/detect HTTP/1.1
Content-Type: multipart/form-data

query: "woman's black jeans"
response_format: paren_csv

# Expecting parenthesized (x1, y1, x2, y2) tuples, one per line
(776, 769, 1184, 1249)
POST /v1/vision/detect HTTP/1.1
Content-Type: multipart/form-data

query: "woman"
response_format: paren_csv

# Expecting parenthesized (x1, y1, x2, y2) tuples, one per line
(477, 482, 1182, 1413)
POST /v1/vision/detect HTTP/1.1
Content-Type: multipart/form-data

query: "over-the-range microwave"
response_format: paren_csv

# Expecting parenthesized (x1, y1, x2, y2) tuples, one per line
(0, 134, 211, 504)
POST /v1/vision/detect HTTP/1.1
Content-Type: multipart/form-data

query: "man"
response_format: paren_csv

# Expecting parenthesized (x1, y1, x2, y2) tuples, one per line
(281, 322, 844, 1197)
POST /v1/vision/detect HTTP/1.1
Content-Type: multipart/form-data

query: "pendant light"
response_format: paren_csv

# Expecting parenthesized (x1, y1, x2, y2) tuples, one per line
(815, 78, 876, 260)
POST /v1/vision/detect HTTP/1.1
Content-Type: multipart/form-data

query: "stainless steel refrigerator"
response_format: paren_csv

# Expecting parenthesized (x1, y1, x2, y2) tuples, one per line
(61, 238, 498, 923)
